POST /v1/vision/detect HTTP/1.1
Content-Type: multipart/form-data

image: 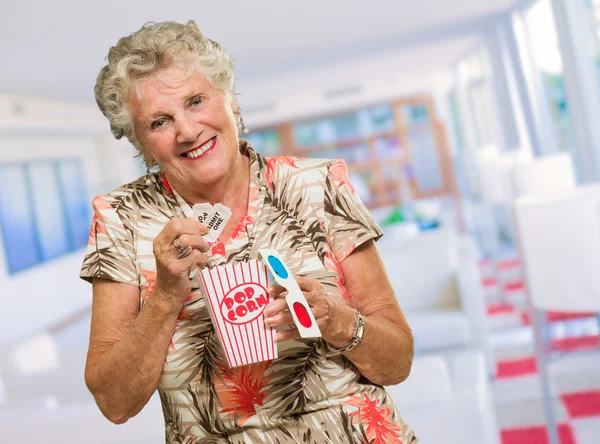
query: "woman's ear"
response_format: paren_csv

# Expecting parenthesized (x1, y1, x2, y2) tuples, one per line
(231, 96, 240, 115)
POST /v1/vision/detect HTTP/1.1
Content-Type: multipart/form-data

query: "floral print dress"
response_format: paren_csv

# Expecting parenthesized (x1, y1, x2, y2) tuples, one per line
(80, 141, 418, 444)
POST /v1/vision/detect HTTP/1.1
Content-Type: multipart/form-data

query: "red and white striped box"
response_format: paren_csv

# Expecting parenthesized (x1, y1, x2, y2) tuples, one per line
(199, 260, 277, 368)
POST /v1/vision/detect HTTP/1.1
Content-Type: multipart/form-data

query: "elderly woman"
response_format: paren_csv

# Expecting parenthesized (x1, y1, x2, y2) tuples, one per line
(81, 20, 417, 444)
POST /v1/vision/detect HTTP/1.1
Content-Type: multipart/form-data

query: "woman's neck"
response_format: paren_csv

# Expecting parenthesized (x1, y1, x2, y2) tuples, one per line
(172, 153, 250, 209)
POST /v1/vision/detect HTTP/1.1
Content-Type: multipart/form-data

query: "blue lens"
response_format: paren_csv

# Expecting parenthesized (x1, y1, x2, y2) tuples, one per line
(268, 255, 288, 279)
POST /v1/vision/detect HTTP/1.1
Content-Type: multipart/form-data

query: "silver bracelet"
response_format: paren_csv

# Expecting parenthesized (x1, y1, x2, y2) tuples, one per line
(330, 308, 365, 353)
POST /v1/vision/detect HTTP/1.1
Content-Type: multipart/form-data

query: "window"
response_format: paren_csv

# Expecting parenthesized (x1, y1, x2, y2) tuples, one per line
(516, 0, 576, 155)
(58, 160, 92, 249)
(0, 166, 40, 272)
(457, 47, 499, 150)
(585, 0, 600, 92)
(447, 90, 471, 196)
(0, 158, 90, 274)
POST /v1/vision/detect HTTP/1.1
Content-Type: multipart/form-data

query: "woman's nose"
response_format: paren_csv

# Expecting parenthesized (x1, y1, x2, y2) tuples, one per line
(175, 117, 201, 144)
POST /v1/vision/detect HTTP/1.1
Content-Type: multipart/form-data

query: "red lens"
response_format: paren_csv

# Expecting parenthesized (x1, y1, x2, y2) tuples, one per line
(292, 302, 312, 328)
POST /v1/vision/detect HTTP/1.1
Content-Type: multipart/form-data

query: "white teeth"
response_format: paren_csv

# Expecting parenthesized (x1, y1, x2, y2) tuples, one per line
(186, 137, 215, 158)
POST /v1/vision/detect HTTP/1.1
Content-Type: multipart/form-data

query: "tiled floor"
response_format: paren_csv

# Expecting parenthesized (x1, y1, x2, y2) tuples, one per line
(481, 256, 600, 444)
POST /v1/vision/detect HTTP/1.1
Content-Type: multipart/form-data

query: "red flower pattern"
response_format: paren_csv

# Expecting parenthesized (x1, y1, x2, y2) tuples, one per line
(92, 195, 112, 210)
(141, 269, 157, 301)
(88, 213, 109, 246)
(324, 251, 350, 302)
(211, 242, 226, 257)
(348, 394, 403, 444)
(160, 172, 174, 197)
(265, 156, 300, 191)
(216, 361, 272, 425)
(329, 159, 355, 194)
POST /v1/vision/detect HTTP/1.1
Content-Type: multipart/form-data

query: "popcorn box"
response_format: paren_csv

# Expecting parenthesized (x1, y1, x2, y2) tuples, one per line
(199, 260, 277, 368)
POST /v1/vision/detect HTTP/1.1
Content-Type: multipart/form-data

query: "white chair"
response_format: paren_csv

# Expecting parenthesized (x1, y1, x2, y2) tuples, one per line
(514, 183, 600, 313)
(377, 228, 494, 376)
(473, 147, 575, 203)
(514, 183, 600, 444)
(473, 148, 576, 251)
(512, 152, 576, 199)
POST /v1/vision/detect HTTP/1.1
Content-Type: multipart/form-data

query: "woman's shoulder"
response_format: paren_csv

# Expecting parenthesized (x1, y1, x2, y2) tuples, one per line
(262, 154, 338, 176)
(92, 174, 158, 215)
(245, 139, 338, 175)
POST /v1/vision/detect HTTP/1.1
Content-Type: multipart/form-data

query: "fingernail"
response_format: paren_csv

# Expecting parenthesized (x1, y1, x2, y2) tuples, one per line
(264, 316, 273, 325)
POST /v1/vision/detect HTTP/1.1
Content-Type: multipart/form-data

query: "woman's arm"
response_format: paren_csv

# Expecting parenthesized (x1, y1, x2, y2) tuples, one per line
(84, 218, 209, 424)
(265, 239, 413, 386)
(85, 279, 181, 424)
(337, 239, 414, 385)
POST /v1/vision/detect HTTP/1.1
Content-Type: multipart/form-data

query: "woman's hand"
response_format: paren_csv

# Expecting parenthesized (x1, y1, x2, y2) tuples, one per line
(264, 277, 355, 345)
(152, 218, 209, 308)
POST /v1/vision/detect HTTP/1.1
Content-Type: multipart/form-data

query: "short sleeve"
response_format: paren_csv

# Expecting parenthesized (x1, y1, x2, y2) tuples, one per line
(79, 194, 139, 285)
(324, 159, 384, 263)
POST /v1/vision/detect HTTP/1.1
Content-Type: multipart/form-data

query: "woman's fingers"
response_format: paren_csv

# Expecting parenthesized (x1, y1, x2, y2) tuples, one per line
(152, 218, 210, 304)
(268, 283, 287, 298)
(154, 218, 211, 261)
(264, 276, 332, 338)
(264, 297, 288, 318)
(166, 217, 209, 238)
(176, 233, 210, 253)
(264, 311, 295, 327)
(294, 276, 315, 292)
(275, 328, 300, 342)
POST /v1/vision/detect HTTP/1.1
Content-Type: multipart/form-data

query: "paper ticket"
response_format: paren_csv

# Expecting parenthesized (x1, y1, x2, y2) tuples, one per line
(193, 203, 213, 225)
(203, 203, 232, 243)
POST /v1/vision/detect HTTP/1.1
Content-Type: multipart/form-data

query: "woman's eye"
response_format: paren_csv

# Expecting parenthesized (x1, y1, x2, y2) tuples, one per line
(151, 119, 166, 130)
(190, 96, 203, 106)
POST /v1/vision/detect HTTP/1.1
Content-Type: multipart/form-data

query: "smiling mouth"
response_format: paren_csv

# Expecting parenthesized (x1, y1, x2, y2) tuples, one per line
(182, 136, 216, 159)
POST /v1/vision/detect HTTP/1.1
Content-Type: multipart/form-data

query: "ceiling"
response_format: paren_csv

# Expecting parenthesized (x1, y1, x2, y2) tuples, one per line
(3, 0, 521, 104)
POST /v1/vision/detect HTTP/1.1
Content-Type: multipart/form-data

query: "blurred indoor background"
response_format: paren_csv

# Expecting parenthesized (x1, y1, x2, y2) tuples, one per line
(2, 0, 600, 442)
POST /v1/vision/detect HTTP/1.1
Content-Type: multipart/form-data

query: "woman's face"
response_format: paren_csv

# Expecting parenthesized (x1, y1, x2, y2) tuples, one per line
(129, 65, 240, 189)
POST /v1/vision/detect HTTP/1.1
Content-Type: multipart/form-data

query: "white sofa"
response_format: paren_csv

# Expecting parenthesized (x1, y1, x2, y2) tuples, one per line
(378, 228, 500, 443)
(388, 349, 500, 444)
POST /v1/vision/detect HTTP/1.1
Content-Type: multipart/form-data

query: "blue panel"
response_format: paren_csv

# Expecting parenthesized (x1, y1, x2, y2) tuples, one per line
(28, 163, 70, 260)
(58, 160, 90, 249)
(0, 165, 40, 273)
(267, 255, 288, 279)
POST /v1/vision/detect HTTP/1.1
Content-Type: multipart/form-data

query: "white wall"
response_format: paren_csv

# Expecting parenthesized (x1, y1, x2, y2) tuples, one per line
(0, 94, 141, 349)
(0, 252, 93, 349)
(0, 95, 105, 132)
(237, 37, 478, 128)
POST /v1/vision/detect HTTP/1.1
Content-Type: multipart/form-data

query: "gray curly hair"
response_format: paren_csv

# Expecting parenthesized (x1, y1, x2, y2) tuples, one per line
(94, 20, 236, 164)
